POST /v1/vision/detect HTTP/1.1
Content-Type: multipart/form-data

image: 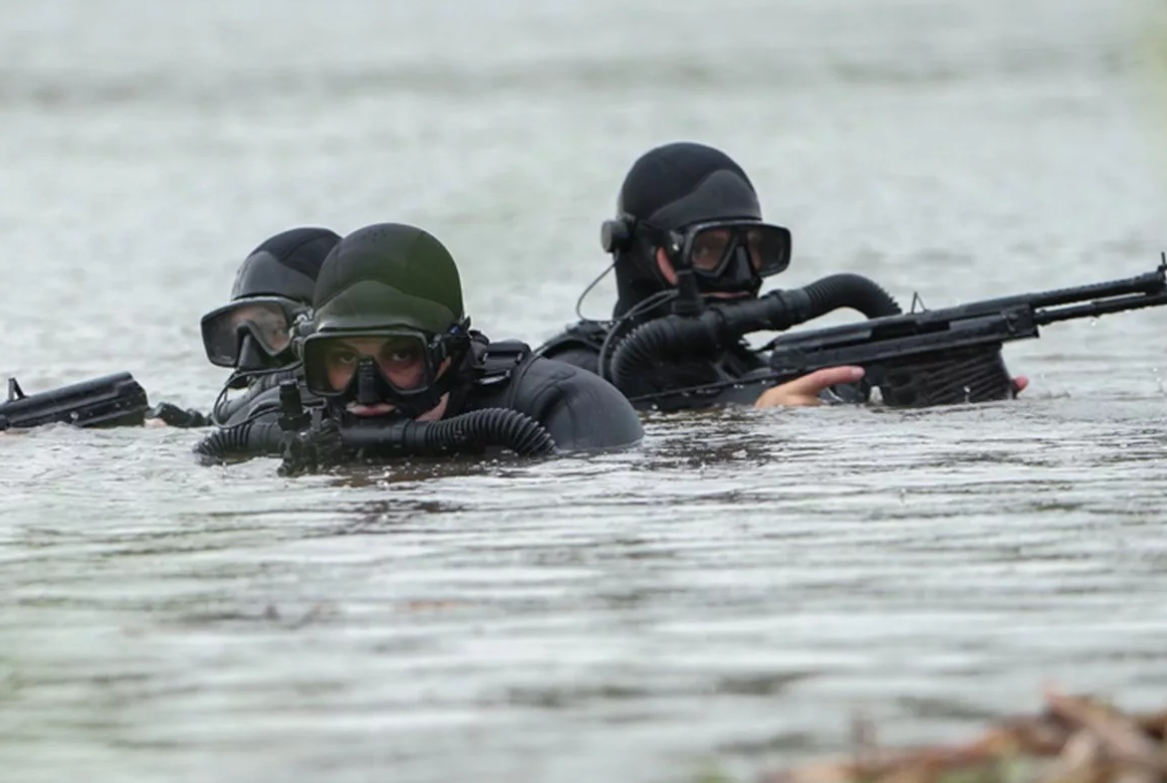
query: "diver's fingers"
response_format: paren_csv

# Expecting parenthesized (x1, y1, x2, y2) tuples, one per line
(754, 366, 865, 408)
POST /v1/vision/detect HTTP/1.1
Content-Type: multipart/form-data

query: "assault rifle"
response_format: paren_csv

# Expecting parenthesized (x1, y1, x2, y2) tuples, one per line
(631, 256, 1167, 409)
(0, 372, 149, 431)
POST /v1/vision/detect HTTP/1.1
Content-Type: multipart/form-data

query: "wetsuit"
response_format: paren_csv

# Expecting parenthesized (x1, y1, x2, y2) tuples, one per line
(215, 334, 644, 457)
(213, 369, 304, 426)
(536, 319, 778, 411)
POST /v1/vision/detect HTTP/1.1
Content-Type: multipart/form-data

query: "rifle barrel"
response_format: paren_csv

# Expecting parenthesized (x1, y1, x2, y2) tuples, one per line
(1034, 289, 1167, 326)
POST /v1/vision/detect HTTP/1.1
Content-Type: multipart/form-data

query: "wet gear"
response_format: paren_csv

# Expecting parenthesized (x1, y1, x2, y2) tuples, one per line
(308, 225, 476, 420)
(304, 223, 473, 419)
(200, 226, 340, 375)
(312, 223, 465, 335)
(199, 222, 641, 468)
(667, 220, 790, 279)
(272, 408, 558, 476)
(201, 332, 644, 462)
(301, 329, 464, 419)
(200, 296, 302, 369)
(198, 227, 339, 424)
(539, 274, 904, 411)
(147, 402, 210, 429)
(601, 142, 780, 316)
(1, 373, 149, 431)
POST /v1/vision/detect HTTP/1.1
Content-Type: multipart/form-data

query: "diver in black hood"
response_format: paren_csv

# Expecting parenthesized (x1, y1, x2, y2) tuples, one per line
(204, 222, 643, 472)
(148, 226, 341, 427)
(537, 142, 1027, 409)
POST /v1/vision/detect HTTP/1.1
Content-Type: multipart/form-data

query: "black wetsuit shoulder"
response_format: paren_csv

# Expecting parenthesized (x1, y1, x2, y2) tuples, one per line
(540, 345, 600, 375)
(459, 352, 643, 451)
(535, 322, 607, 375)
(214, 370, 303, 426)
(216, 343, 643, 455)
(537, 319, 771, 411)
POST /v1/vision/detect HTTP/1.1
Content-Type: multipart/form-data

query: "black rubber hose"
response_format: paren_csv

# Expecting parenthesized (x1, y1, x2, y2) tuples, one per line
(608, 273, 901, 393)
(193, 419, 285, 464)
(340, 408, 557, 458)
(800, 272, 902, 321)
(195, 408, 555, 466)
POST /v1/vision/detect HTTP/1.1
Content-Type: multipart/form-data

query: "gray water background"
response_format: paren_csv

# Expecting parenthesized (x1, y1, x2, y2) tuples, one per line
(3, 1, 1167, 781)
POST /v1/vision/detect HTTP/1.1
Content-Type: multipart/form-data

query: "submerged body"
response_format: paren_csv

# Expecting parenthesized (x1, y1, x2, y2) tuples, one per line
(197, 227, 341, 427)
(538, 141, 876, 411)
(199, 222, 643, 471)
(540, 141, 1025, 410)
(538, 320, 778, 410)
(226, 334, 643, 456)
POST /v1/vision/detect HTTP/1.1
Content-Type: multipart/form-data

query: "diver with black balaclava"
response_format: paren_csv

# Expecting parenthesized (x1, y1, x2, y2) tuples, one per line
(537, 141, 1027, 410)
(148, 226, 341, 427)
(197, 222, 643, 473)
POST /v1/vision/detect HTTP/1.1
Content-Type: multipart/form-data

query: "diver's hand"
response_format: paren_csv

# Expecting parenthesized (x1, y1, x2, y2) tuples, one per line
(755, 367, 866, 408)
(147, 402, 211, 428)
(278, 418, 346, 477)
(1012, 376, 1029, 396)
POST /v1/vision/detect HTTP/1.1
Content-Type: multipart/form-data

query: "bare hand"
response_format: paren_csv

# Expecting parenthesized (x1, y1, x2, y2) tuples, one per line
(1012, 376, 1029, 395)
(754, 367, 865, 408)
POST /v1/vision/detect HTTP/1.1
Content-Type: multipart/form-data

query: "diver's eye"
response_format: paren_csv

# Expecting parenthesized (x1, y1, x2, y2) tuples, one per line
(381, 343, 424, 367)
(691, 245, 721, 269)
(689, 231, 730, 271)
(326, 349, 360, 366)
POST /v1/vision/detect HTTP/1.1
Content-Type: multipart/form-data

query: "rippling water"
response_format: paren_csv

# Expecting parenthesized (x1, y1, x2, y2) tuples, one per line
(3, 1, 1167, 782)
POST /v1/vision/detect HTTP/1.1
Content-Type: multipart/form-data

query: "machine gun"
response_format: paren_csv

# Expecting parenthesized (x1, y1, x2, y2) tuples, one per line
(630, 256, 1167, 409)
(0, 372, 149, 431)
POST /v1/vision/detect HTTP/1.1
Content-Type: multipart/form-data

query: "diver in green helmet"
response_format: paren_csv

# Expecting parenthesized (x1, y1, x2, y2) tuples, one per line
(205, 222, 643, 472)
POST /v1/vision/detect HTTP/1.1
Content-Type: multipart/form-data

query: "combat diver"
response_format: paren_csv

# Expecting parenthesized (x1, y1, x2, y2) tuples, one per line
(148, 226, 341, 427)
(535, 142, 1027, 410)
(196, 222, 644, 473)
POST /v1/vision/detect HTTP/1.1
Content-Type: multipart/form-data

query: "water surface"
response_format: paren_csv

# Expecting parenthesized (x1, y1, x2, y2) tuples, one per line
(3, 1, 1167, 782)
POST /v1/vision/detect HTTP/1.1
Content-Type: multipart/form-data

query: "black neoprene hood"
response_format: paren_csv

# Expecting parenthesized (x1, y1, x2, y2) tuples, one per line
(230, 227, 341, 303)
(619, 141, 762, 230)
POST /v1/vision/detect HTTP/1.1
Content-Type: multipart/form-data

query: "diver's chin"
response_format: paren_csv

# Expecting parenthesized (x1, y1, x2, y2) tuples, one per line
(344, 394, 450, 421)
(346, 402, 397, 417)
(702, 290, 753, 300)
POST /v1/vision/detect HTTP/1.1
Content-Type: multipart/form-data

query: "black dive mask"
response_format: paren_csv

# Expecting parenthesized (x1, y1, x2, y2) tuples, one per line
(676, 220, 791, 296)
(301, 328, 467, 419)
(201, 296, 306, 371)
(646, 220, 791, 299)
(222, 335, 285, 389)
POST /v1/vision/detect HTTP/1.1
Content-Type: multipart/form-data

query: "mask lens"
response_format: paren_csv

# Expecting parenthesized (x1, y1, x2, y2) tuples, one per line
(684, 222, 791, 278)
(303, 332, 433, 398)
(200, 298, 295, 368)
(745, 225, 792, 277)
(688, 229, 732, 273)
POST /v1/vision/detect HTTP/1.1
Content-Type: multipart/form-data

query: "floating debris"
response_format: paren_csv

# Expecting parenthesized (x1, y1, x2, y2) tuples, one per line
(763, 690, 1167, 783)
